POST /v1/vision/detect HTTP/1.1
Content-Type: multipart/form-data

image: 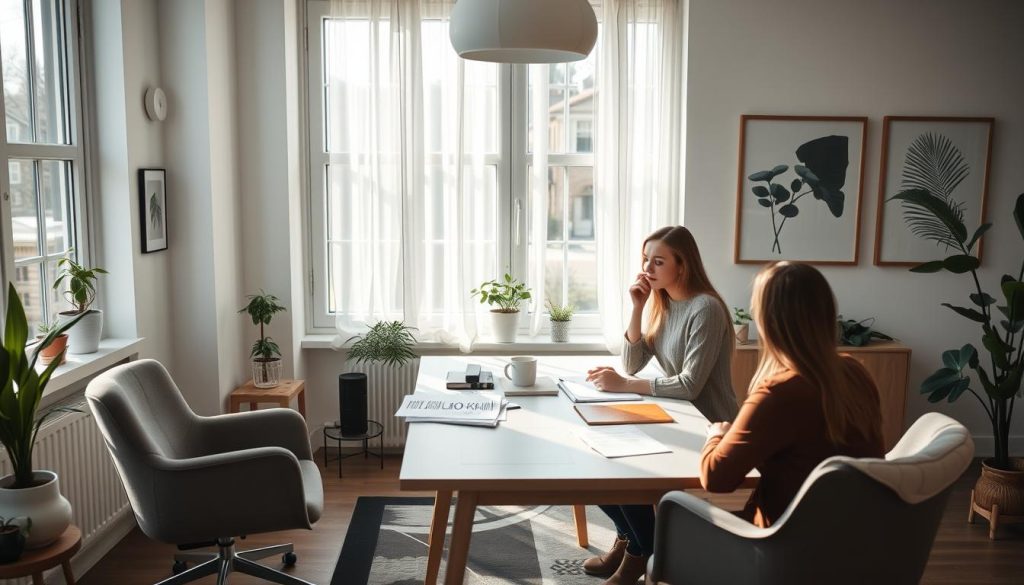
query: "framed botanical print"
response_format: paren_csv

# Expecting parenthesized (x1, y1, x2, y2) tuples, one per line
(873, 116, 993, 266)
(734, 115, 868, 264)
(139, 168, 168, 253)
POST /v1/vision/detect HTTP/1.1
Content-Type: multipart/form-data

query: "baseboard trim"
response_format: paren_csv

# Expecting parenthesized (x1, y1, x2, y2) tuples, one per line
(46, 508, 136, 584)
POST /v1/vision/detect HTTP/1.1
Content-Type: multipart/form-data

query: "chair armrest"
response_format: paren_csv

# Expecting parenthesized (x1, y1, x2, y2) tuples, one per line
(144, 447, 313, 543)
(649, 491, 775, 585)
(195, 408, 313, 461)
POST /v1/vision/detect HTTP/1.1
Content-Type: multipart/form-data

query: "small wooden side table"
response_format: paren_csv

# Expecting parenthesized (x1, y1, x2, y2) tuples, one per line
(0, 524, 81, 584)
(229, 379, 306, 418)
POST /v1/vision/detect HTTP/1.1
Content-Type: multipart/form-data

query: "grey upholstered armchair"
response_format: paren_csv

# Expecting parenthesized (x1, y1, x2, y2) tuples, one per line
(647, 412, 974, 585)
(86, 359, 324, 585)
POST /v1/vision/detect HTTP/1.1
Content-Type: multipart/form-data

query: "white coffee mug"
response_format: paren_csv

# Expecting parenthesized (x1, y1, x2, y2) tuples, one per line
(504, 356, 537, 387)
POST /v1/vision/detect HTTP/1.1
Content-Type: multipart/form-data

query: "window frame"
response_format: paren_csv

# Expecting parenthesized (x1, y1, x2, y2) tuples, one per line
(0, 0, 89, 323)
(303, 0, 600, 335)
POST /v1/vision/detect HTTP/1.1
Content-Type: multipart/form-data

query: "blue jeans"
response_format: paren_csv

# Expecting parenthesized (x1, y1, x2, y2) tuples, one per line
(598, 504, 655, 556)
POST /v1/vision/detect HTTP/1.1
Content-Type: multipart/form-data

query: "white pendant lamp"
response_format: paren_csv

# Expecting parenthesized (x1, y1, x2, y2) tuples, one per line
(450, 0, 598, 63)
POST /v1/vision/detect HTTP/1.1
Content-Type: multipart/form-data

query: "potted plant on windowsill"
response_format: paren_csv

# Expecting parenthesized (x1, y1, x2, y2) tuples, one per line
(239, 291, 287, 388)
(732, 307, 753, 344)
(0, 284, 81, 549)
(341, 321, 418, 436)
(471, 274, 532, 343)
(0, 516, 30, 563)
(53, 253, 107, 354)
(892, 188, 1024, 537)
(34, 321, 68, 366)
(547, 301, 575, 343)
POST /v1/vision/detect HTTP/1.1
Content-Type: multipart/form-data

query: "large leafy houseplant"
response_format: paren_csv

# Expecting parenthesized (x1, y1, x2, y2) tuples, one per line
(345, 321, 417, 368)
(893, 188, 1024, 470)
(0, 284, 83, 489)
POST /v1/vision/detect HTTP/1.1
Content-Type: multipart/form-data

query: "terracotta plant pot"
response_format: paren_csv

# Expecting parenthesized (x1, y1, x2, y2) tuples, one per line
(36, 334, 68, 366)
(974, 458, 1024, 517)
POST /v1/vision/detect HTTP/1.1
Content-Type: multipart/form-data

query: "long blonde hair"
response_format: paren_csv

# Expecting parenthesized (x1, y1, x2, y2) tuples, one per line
(749, 262, 881, 445)
(642, 226, 728, 346)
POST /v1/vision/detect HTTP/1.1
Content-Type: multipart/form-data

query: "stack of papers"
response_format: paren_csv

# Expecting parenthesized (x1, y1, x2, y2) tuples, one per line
(496, 375, 560, 396)
(558, 377, 643, 403)
(395, 389, 508, 428)
(575, 426, 672, 458)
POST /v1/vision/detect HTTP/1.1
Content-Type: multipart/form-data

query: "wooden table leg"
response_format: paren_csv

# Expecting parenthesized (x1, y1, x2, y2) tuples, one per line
(425, 490, 452, 585)
(444, 491, 479, 585)
(298, 390, 306, 417)
(32, 573, 43, 585)
(62, 559, 75, 584)
(249, 401, 258, 411)
(572, 504, 589, 548)
(229, 398, 239, 413)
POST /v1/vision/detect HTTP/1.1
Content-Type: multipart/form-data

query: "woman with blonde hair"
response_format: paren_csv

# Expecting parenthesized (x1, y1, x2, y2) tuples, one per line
(701, 261, 884, 528)
(582, 225, 738, 585)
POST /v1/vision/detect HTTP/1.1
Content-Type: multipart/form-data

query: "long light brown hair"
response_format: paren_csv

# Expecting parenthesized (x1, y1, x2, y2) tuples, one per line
(749, 262, 881, 445)
(642, 226, 728, 346)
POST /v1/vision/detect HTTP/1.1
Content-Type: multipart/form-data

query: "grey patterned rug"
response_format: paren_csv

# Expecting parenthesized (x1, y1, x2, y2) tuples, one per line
(333, 497, 618, 584)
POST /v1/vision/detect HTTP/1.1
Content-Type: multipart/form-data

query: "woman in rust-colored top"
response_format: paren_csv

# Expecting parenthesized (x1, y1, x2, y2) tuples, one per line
(701, 262, 884, 528)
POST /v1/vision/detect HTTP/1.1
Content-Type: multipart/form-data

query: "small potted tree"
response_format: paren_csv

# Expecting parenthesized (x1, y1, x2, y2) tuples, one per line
(547, 301, 575, 343)
(239, 291, 287, 388)
(0, 517, 30, 563)
(471, 274, 532, 343)
(53, 253, 107, 354)
(34, 320, 69, 366)
(732, 307, 753, 344)
(341, 321, 418, 435)
(0, 284, 81, 548)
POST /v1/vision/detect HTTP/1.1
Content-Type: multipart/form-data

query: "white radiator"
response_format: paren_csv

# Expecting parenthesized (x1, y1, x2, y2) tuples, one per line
(0, 399, 130, 584)
(345, 359, 420, 448)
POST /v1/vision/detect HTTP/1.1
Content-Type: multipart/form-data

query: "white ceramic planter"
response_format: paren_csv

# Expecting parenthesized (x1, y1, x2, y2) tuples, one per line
(734, 323, 750, 344)
(62, 309, 103, 354)
(490, 310, 520, 343)
(550, 320, 571, 342)
(0, 471, 72, 549)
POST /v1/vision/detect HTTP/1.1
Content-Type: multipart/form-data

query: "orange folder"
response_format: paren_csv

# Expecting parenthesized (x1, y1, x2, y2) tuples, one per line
(574, 403, 675, 425)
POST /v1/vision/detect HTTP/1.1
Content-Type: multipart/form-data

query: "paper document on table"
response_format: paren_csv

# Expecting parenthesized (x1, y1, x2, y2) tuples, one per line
(395, 391, 503, 421)
(558, 377, 642, 403)
(575, 426, 672, 458)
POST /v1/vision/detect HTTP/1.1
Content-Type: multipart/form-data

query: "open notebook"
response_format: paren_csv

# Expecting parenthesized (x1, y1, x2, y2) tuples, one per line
(557, 378, 642, 403)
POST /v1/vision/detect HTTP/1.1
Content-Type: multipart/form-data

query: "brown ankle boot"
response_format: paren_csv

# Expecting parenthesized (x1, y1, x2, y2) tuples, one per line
(582, 536, 628, 577)
(602, 551, 649, 585)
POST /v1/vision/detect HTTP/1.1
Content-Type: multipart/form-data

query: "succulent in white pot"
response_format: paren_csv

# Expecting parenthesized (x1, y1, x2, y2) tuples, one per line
(547, 301, 575, 343)
(732, 306, 753, 344)
(53, 253, 107, 354)
(471, 274, 532, 343)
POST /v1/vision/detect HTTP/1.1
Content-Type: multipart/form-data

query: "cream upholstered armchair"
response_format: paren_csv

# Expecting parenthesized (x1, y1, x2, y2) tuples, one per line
(647, 412, 974, 585)
(86, 359, 323, 585)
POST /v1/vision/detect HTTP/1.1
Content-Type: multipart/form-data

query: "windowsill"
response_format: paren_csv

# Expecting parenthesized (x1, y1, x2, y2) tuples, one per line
(301, 333, 613, 355)
(38, 338, 144, 401)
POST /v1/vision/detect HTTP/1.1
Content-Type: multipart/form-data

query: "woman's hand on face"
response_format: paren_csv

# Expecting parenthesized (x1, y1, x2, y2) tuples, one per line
(629, 273, 652, 308)
(586, 366, 627, 391)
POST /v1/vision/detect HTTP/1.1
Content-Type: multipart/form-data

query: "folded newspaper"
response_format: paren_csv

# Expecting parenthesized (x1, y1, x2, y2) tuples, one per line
(395, 390, 508, 427)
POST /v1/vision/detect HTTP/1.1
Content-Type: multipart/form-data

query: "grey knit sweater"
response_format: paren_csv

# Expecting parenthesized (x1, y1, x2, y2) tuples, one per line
(622, 294, 739, 423)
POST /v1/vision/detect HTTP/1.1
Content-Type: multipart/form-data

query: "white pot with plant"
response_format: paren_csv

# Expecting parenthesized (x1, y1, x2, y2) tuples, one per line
(53, 254, 107, 354)
(471, 274, 532, 343)
(732, 307, 753, 344)
(239, 291, 286, 388)
(547, 301, 575, 343)
(343, 321, 420, 433)
(0, 284, 81, 548)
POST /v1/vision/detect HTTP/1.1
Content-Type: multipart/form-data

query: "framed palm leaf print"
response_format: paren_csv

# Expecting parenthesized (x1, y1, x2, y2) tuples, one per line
(139, 168, 168, 253)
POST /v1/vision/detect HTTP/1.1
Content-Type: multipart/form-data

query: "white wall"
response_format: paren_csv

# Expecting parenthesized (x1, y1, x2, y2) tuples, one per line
(683, 0, 1024, 453)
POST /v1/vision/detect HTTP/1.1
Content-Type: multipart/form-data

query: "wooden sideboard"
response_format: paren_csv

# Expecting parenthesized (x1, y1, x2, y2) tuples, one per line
(730, 341, 911, 449)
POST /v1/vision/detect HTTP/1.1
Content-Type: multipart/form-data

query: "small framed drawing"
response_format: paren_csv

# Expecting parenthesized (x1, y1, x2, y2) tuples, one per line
(734, 115, 867, 265)
(138, 168, 168, 253)
(873, 116, 993, 266)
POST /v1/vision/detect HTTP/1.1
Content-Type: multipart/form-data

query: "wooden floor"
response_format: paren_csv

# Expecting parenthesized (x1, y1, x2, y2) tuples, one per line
(77, 453, 1023, 585)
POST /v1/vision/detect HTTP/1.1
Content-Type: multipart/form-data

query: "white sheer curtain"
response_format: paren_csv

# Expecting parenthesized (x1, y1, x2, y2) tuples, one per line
(594, 0, 684, 350)
(327, 0, 497, 351)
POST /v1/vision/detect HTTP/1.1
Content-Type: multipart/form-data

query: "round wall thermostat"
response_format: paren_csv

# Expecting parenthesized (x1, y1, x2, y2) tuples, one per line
(144, 87, 167, 121)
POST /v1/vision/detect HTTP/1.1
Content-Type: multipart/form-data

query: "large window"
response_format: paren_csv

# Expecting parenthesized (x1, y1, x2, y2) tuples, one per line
(305, 0, 599, 332)
(0, 0, 85, 332)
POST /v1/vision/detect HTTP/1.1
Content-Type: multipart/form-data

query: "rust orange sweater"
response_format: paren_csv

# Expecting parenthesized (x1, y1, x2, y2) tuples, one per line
(700, 356, 884, 528)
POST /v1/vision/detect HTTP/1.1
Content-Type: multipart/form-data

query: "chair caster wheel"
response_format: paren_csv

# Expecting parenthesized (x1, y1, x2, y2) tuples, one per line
(283, 552, 297, 567)
(172, 561, 188, 575)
